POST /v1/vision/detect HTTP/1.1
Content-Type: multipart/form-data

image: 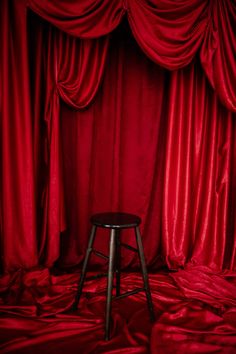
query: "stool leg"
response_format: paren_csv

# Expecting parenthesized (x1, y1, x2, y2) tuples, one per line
(73, 225, 97, 310)
(115, 230, 121, 297)
(105, 228, 116, 340)
(135, 226, 155, 322)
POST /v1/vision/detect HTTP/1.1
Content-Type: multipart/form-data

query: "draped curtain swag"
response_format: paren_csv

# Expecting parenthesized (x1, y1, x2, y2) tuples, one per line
(26, 0, 236, 270)
(28, 0, 236, 112)
(1, 2, 236, 351)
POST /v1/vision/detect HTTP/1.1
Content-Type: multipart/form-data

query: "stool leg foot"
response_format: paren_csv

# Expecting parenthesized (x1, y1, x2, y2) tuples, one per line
(105, 228, 116, 340)
(73, 225, 97, 310)
(135, 226, 155, 322)
(115, 230, 121, 297)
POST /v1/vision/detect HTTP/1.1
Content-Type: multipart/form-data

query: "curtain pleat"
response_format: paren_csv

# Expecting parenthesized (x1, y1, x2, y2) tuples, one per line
(0, 0, 38, 271)
(57, 32, 110, 109)
(0, 2, 236, 352)
(27, 14, 110, 266)
(59, 26, 236, 270)
(28, 0, 125, 38)
(0, 1, 235, 271)
(28, 0, 236, 112)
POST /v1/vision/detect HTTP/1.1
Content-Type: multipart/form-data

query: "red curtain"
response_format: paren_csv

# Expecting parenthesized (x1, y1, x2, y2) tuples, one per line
(1, 1, 236, 353)
(31, 22, 109, 267)
(0, 0, 236, 271)
(0, 0, 38, 270)
(28, 0, 236, 112)
(58, 22, 236, 271)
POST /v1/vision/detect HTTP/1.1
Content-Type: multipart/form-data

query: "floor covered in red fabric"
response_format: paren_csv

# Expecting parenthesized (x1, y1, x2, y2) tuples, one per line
(0, 266, 236, 353)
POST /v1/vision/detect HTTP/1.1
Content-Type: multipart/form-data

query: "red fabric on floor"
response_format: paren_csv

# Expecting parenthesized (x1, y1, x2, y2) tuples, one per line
(1, 1, 236, 272)
(1, 2, 236, 353)
(0, 267, 235, 353)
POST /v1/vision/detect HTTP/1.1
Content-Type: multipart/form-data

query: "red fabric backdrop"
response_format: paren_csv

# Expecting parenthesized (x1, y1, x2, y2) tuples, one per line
(58, 22, 236, 272)
(1, 1, 236, 353)
(0, 0, 38, 270)
(28, 0, 236, 112)
(1, 0, 235, 271)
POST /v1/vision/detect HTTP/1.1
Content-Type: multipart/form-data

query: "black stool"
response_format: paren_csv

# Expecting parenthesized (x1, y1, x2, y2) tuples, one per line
(73, 212, 155, 340)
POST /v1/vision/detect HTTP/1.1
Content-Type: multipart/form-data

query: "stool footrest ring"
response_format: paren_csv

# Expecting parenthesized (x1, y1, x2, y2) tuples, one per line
(85, 272, 108, 281)
(92, 249, 109, 260)
(120, 243, 138, 253)
(113, 287, 145, 300)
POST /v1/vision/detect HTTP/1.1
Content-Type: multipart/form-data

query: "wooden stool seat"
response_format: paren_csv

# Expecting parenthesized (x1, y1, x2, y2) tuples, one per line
(90, 212, 141, 229)
(73, 212, 155, 340)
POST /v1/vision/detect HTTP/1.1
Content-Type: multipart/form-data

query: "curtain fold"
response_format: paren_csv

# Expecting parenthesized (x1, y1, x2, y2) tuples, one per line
(127, 0, 236, 111)
(127, 0, 209, 70)
(57, 32, 110, 109)
(162, 63, 235, 270)
(200, 0, 236, 112)
(59, 25, 236, 270)
(0, 0, 235, 271)
(27, 0, 125, 38)
(27, 12, 110, 267)
(28, 0, 236, 112)
(0, 268, 236, 353)
(0, 2, 236, 352)
(0, 0, 38, 271)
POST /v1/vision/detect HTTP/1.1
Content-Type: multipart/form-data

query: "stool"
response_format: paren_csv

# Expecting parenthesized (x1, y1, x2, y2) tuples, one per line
(73, 212, 155, 340)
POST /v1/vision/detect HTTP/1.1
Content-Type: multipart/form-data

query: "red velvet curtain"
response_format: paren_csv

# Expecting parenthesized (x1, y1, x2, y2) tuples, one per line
(1, 1, 236, 353)
(0, 0, 38, 270)
(0, 2, 109, 269)
(30, 20, 109, 267)
(0, 0, 236, 271)
(28, 0, 236, 112)
(58, 22, 236, 271)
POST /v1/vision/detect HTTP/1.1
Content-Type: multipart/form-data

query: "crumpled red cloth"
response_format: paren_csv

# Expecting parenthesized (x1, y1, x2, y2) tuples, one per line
(0, 266, 236, 353)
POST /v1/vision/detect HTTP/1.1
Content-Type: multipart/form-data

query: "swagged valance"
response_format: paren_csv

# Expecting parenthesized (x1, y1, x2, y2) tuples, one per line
(28, 0, 236, 112)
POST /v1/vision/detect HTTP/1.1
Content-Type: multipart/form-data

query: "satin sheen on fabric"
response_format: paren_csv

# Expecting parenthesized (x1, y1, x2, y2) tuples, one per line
(1, 1, 236, 353)
(33, 24, 109, 266)
(0, 267, 236, 353)
(0, 0, 38, 270)
(58, 23, 236, 271)
(0, 0, 236, 271)
(28, 0, 236, 112)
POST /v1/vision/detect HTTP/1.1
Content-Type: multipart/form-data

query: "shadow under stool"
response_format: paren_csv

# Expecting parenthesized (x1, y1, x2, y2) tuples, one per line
(72, 212, 155, 340)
